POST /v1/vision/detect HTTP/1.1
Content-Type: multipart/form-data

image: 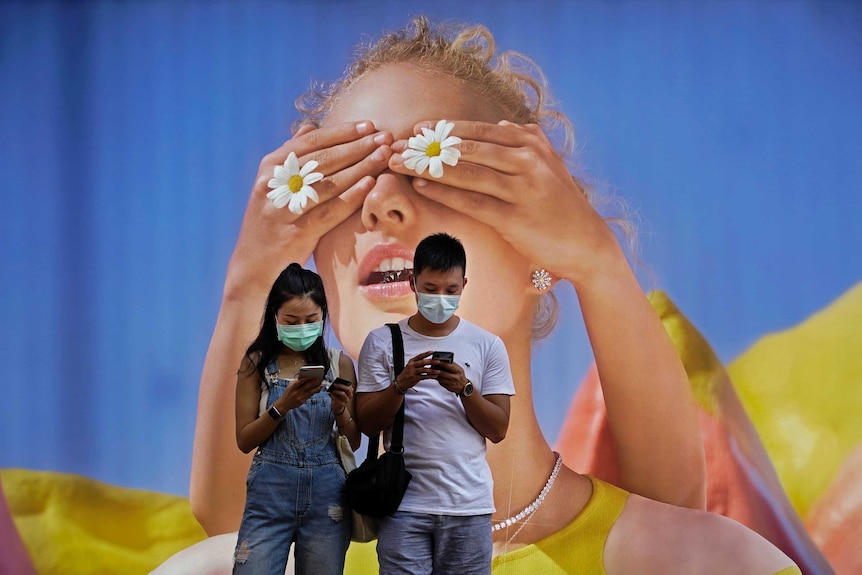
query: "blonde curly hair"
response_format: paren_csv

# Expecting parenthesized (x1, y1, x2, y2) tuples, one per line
(295, 16, 573, 157)
(295, 15, 639, 340)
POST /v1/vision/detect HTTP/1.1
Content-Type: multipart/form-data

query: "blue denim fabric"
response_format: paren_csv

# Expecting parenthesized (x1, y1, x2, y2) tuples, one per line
(376, 511, 492, 575)
(233, 361, 350, 575)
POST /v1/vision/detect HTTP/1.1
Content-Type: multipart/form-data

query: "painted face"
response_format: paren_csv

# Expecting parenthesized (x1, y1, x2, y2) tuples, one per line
(314, 63, 533, 357)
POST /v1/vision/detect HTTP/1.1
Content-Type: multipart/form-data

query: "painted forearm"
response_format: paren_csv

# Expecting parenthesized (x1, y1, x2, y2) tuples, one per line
(573, 249, 706, 509)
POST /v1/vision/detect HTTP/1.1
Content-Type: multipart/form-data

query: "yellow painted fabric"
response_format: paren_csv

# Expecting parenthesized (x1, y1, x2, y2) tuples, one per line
(344, 540, 379, 573)
(773, 566, 803, 575)
(1, 468, 206, 575)
(648, 290, 726, 415)
(491, 475, 627, 575)
(344, 475, 627, 575)
(728, 281, 862, 517)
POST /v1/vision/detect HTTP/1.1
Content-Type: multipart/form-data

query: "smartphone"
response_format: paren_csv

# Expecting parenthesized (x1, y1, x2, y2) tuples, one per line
(297, 365, 325, 382)
(432, 351, 454, 364)
(327, 376, 352, 393)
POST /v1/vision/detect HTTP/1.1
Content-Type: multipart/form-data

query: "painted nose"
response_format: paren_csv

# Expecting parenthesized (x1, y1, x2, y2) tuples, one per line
(360, 171, 417, 233)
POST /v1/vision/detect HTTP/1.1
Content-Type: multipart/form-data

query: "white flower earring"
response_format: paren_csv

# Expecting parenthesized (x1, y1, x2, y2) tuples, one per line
(531, 269, 552, 291)
(266, 151, 324, 214)
(402, 119, 462, 178)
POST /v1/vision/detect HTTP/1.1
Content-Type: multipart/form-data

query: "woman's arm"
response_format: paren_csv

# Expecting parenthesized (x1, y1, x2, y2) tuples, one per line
(389, 120, 706, 509)
(190, 121, 393, 535)
(572, 245, 706, 509)
(235, 355, 324, 454)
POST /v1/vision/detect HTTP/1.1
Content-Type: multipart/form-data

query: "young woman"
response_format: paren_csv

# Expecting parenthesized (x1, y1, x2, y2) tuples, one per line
(231, 263, 359, 574)
(178, 16, 803, 574)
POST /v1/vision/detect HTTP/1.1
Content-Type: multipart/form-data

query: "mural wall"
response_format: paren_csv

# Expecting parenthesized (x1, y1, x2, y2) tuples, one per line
(1, 1, 860, 573)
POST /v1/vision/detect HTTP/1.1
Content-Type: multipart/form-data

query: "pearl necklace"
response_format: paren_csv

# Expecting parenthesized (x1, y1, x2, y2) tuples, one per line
(493, 451, 563, 532)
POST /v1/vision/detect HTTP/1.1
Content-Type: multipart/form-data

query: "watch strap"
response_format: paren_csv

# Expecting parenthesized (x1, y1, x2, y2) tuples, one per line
(458, 380, 474, 398)
(267, 404, 283, 421)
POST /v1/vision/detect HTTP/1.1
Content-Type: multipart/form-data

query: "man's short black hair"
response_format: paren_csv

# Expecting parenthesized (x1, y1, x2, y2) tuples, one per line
(413, 233, 466, 277)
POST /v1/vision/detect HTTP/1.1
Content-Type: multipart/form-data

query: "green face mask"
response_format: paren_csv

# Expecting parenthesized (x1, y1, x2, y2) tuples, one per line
(276, 321, 323, 351)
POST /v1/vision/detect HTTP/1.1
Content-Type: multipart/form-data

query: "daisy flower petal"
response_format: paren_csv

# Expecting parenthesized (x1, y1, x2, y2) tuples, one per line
(288, 194, 304, 215)
(286, 152, 300, 173)
(304, 186, 319, 204)
(435, 119, 452, 140)
(299, 160, 319, 177)
(407, 156, 430, 175)
(303, 172, 324, 185)
(440, 148, 461, 166)
(266, 187, 291, 209)
(429, 158, 444, 179)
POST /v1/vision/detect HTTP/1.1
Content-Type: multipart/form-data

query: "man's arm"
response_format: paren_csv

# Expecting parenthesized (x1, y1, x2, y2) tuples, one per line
(436, 360, 511, 443)
(459, 392, 510, 443)
(355, 386, 403, 437)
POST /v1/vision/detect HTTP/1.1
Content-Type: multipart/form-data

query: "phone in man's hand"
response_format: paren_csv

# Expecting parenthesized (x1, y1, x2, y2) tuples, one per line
(431, 351, 454, 364)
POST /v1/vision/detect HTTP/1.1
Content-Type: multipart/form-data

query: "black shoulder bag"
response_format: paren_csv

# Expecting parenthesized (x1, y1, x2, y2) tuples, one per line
(345, 323, 413, 518)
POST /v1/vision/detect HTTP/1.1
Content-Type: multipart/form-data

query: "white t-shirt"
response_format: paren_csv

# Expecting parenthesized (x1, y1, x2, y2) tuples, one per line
(357, 317, 515, 515)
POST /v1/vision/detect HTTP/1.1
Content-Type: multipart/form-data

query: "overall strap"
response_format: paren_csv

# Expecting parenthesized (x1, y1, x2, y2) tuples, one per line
(264, 355, 279, 386)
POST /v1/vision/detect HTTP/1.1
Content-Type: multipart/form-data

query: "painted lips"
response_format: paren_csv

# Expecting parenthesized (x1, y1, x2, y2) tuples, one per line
(359, 245, 414, 300)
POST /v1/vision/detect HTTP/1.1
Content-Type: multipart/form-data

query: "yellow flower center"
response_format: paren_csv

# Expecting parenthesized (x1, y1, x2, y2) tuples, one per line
(288, 175, 304, 193)
(426, 142, 441, 157)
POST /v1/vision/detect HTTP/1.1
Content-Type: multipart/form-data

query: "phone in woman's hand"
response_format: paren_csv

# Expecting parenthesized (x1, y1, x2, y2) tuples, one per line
(327, 377, 351, 393)
(297, 365, 325, 382)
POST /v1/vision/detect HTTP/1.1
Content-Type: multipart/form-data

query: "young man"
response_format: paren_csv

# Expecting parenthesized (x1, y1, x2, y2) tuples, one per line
(356, 232, 515, 575)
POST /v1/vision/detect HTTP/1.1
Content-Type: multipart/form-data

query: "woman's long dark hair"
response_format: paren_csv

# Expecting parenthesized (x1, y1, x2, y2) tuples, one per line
(242, 263, 330, 385)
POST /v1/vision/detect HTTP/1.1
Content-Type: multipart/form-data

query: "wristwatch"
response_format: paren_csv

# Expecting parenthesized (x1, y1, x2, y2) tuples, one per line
(267, 404, 284, 421)
(457, 379, 474, 398)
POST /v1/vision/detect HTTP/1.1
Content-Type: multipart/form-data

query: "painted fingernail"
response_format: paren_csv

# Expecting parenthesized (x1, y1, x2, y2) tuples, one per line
(414, 178, 428, 188)
(371, 147, 386, 162)
(373, 132, 388, 145)
(356, 121, 371, 134)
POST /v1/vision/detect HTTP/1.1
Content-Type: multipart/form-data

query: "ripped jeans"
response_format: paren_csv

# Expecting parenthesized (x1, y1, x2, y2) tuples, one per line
(233, 455, 350, 575)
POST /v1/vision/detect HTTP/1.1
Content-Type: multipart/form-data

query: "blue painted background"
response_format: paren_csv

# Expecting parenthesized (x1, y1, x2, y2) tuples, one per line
(1, 1, 860, 496)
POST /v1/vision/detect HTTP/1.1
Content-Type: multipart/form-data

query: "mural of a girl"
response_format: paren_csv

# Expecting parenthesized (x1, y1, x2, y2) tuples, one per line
(179, 16, 807, 574)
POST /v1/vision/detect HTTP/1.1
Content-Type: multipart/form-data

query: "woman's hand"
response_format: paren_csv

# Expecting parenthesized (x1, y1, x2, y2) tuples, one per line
(388, 120, 620, 288)
(389, 119, 707, 510)
(274, 376, 323, 412)
(327, 380, 353, 416)
(226, 121, 394, 299)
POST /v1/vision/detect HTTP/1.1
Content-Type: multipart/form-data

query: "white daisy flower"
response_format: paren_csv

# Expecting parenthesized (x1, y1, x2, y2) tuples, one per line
(266, 152, 324, 214)
(402, 119, 462, 179)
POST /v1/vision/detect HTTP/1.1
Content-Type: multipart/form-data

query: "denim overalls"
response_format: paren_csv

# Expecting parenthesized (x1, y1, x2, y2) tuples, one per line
(233, 355, 350, 575)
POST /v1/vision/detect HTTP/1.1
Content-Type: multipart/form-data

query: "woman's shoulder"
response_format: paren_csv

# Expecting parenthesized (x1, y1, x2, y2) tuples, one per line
(238, 350, 263, 372)
(605, 492, 798, 575)
(336, 348, 356, 370)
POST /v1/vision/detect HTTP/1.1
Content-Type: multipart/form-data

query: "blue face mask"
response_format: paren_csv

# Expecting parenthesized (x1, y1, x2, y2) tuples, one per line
(416, 292, 461, 324)
(276, 321, 323, 351)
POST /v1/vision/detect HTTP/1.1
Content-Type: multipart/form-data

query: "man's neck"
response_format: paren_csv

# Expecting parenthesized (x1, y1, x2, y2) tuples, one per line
(406, 313, 461, 336)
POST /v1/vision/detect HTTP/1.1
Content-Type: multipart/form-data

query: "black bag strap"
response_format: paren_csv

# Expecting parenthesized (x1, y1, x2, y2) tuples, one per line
(387, 323, 407, 452)
(365, 323, 406, 461)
